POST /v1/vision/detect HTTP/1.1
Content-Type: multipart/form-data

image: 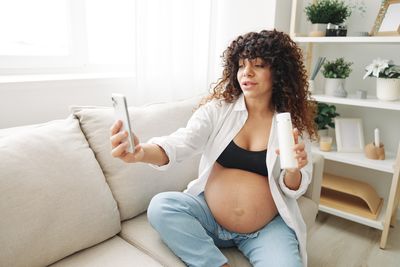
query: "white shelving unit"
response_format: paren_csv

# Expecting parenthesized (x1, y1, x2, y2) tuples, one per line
(312, 94, 400, 111)
(293, 36, 400, 44)
(319, 202, 386, 230)
(311, 145, 396, 173)
(290, 0, 400, 249)
(311, 80, 400, 250)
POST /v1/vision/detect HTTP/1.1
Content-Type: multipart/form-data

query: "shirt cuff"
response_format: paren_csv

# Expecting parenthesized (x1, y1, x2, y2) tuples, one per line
(146, 137, 175, 171)
(278, 169, 308, 199)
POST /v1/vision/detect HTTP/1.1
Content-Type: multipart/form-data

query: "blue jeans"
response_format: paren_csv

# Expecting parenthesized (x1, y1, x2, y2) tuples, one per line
(147, 191, 302, 267)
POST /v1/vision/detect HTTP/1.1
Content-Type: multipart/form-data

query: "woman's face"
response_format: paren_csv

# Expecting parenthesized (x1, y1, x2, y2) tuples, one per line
(237, 57, 273, 99)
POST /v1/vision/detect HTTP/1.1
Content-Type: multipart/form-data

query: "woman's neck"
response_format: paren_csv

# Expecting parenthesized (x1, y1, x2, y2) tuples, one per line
(244, 95, 274, 117)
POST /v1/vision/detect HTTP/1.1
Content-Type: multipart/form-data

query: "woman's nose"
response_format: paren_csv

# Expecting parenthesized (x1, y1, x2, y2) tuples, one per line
(243, 65, 254, 77)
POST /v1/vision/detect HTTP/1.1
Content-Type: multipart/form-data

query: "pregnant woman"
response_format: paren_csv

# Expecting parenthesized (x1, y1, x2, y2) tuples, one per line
(110, 29, 317, 267)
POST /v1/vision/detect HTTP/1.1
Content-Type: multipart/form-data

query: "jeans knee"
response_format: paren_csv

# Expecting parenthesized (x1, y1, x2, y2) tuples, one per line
(147, 193, 166, 227)
(147, 192, 180, 228)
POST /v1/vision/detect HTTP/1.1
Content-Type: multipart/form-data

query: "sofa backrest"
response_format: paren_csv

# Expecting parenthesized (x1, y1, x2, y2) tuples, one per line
(72, 95, 202, 221)
(0, 117, 121, 267)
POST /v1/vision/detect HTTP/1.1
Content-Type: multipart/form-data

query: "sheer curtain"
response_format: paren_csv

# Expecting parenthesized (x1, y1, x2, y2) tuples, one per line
(134, 0, 211, 103)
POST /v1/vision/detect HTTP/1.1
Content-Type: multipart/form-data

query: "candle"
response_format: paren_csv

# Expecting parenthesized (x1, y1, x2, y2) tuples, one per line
(319, 136, 333, 152)
(374, 128, 380, 148)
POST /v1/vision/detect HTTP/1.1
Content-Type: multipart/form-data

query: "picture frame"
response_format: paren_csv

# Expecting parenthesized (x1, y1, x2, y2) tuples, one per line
(335, 118, 365, 152)
(370, 0, 400, 36)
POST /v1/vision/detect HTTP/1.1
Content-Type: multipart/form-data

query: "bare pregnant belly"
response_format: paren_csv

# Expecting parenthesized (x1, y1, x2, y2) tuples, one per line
(204, 163, 278, 233)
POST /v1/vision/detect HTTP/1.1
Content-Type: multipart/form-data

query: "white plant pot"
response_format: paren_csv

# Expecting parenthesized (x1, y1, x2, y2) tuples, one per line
(324, 78, 347, 97)
(376, 78, 400, 101)
(309, 23, 327, 37)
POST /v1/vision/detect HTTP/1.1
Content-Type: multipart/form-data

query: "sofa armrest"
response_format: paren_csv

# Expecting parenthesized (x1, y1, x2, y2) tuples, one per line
(304, 153, 324, 205)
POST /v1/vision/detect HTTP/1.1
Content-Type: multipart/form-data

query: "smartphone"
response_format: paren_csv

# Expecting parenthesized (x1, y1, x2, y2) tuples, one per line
(111, 94, 135, 153)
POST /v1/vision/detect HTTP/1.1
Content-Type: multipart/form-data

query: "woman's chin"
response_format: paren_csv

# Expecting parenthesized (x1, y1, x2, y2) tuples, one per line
(242, 90, 259, 98)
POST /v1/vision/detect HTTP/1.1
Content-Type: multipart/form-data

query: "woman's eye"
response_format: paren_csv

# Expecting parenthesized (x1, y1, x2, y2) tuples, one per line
(255, 64, 265, 68)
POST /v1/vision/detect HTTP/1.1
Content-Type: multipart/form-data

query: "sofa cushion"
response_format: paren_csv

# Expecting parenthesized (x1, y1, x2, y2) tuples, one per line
(0, 117, 121, 267)
(50, 236, 161, 267)
(72, 96, 202, 221)
(120, 213, 252, 267)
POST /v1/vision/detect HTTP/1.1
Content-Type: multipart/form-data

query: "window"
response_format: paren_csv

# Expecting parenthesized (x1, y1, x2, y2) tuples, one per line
(0, 0, 70, 57)
(0, 0, 134, 73)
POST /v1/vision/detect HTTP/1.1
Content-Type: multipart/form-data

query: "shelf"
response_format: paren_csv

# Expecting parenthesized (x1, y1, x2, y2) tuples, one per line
(311, 145, 396, 173)
(293, 36, 400, 44)
(312, 94, 400, 111)
(319, 204, 385, 230)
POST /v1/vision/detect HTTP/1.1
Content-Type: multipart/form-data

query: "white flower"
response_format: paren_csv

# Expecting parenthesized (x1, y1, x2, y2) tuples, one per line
(363, 58, 391, 79)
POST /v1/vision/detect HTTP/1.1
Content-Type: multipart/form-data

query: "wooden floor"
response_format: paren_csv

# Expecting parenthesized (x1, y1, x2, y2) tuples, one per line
(308, 212, 400, 267)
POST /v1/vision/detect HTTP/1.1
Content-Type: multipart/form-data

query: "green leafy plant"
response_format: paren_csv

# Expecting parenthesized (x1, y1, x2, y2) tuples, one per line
(305, 0, 352, 24)
(315, 102, 340, 130)
(321, 58, 353, 79)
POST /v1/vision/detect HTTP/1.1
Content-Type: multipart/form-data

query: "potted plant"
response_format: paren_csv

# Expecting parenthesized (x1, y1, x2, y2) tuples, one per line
(363, 58, 400, 101)
(321, 57, 353, 97)
(305, 0, 352, 37)
(315, 102, 340, 137)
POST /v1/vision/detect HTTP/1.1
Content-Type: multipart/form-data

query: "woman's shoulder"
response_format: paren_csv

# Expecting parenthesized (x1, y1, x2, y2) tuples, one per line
(198, 97, 233, 112)
(191, 96, 242, 128)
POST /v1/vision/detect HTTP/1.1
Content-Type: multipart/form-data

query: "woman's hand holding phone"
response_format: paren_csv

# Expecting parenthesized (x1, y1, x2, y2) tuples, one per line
(110, 120, 145, 163)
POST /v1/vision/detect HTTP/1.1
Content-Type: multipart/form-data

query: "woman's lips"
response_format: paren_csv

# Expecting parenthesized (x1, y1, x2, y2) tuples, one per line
(241, 81, 257, 89)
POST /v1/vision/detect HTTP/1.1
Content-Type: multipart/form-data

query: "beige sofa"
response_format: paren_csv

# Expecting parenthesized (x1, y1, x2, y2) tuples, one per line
(0, 95, 324, 267)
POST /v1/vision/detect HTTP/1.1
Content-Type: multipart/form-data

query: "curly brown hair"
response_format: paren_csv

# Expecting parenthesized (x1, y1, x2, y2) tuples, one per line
(203, 29, 317, 139)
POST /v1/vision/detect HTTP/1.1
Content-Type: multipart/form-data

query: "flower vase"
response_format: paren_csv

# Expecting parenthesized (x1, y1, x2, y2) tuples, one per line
(376, 78, 400, 101)
(325, 78, 347, 97)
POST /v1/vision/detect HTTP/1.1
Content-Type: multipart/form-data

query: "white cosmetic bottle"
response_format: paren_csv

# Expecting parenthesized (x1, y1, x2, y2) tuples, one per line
(276, 112, 297, 169)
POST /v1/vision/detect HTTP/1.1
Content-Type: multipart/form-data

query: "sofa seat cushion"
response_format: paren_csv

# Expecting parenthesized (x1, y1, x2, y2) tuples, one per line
(119, 213, 252, 267)
(50, 236, 161, 267)
(0, 117, 121, 267)
(119, 196, 318, 267)
(71, 96, 202, 221)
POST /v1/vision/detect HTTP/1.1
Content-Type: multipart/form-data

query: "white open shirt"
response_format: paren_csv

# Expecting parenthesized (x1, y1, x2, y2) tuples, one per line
(149, 94, 312, 266)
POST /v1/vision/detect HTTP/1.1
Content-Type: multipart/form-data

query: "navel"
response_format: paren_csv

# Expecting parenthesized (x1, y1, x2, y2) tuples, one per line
(233, 207, 245, 216)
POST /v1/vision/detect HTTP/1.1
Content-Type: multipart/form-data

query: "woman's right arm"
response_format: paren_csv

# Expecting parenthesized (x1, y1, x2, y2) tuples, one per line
(111, 100, 216, 168)
(110, 120, 169, 166)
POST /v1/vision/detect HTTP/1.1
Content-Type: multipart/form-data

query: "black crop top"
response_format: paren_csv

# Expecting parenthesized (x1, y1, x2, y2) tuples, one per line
(216, 140, 268, 177)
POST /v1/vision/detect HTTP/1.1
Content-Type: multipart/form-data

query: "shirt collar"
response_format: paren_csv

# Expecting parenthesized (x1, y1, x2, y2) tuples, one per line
(233, 93, 246, 111)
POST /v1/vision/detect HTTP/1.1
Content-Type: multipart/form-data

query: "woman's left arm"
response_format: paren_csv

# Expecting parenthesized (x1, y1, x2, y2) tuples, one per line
(278, 130, 313, 199)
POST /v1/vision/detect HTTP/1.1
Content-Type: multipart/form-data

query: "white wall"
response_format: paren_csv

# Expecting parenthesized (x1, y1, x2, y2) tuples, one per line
(274, 0, 292, 33)
(0, 77, 135, 128)
(207, 0, 277, 87)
